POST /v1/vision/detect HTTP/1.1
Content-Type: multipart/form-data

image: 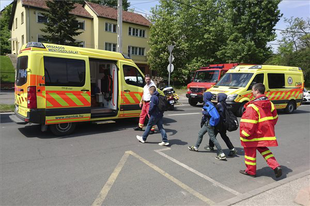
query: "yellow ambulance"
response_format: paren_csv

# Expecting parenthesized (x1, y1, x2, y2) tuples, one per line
(208, 65, 304, 116)
(10, 42, 148, 135)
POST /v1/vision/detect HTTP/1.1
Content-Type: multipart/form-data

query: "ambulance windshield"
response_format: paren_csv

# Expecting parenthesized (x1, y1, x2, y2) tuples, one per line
(216, 73, 253, 87)
(193, 70, 219, 82)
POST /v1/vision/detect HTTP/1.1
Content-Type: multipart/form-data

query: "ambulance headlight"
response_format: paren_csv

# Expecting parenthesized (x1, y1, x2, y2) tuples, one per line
(226, 94, 238, 102)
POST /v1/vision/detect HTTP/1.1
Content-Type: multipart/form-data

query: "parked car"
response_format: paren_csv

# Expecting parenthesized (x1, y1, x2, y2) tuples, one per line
(303, 88, 310, 103)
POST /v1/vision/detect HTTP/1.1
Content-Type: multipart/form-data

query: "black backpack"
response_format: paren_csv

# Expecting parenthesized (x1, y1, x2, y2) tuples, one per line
(223, 105, 239, 132)
(157, 94, 168, 112)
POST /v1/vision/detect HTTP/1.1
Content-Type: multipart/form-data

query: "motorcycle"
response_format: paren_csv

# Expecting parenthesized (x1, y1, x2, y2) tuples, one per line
(162, 86, 179, 110)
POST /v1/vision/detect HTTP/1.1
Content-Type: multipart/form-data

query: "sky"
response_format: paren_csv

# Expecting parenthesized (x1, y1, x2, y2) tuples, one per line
(1, 0, 309, 51)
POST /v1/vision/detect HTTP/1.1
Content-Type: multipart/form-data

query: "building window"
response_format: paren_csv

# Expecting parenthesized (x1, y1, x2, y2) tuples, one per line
(105, 42, 117, 52)
(105, 22, 117, 33)
(13, 41, 15, 50)
(128, 46, 145, 56)
(15, 18, 17, 29)
(37, 12, 48, 23)
(38, 34, 47, 43)
(78, 21, 85, 30)
(128, 27, 145, 38)
(21, 35, 24, 45)
(21, 12, 24, 24)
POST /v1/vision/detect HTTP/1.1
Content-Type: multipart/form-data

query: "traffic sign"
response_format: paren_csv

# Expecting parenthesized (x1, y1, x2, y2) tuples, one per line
(167, 64, 174, 73)
(168, 54, 175, 63)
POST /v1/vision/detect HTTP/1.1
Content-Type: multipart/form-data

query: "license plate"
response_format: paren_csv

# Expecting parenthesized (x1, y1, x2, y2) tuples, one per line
(190, 94, 197, 97)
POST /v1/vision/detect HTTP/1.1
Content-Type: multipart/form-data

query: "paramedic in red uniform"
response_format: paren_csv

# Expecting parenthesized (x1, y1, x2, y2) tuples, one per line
(239, 83, 282, 178)
(134, 74, 156, 133)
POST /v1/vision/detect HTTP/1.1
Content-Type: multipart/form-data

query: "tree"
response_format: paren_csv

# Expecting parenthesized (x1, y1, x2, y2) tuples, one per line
(75, 0, 130, 11)
(41, 0, 82, 46)
(0, 4, 12, 55)
(265, 17, 310, 87)
(216, 0, 282, 64)
(148, 0, 281, 84)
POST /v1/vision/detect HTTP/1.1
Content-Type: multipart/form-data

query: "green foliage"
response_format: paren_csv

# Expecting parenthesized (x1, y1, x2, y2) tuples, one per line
(0, 104, 15, 112)
(74, 0, 130, 11)
(265, 17, 310, 87)
(0, 56, 15, 83)
(148, 0, 282, 83)
(41, 0, 82, 46)
(0, 4, 12, 55)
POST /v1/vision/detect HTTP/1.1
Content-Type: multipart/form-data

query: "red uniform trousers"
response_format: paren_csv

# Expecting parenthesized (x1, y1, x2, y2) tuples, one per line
(244, 147, 280, 176)
(138, 102, 155, 131)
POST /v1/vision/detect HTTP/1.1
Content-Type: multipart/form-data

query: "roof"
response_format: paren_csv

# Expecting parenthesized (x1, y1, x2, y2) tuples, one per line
(86, 2, 151, 27)
(21, 0, 93, 18)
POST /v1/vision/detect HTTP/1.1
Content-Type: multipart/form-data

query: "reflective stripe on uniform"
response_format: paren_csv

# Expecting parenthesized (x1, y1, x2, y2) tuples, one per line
(241, 130, 250, 137)
(240, 119, 258, 124)
(261, 150, 271, 156)
(271, 102, 275, 112)
(264, 154, 274, 160)
(245, 155, 256, 161)
(240, 136, 277, 142)
(245, 161, 256, 166)
(259, 115, 278, 122)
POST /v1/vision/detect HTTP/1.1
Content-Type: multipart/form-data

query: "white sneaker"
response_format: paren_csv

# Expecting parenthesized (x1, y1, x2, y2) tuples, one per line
(158, 141, 169, 146)
(136, 135, 145, 143)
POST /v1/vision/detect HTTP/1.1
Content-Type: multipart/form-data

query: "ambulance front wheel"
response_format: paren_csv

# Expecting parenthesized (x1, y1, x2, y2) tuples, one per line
(188, 98, 198, 106)
(50, 123, 76, 136)
(237, 102, 247, 117)
(285, 100, 296, 114)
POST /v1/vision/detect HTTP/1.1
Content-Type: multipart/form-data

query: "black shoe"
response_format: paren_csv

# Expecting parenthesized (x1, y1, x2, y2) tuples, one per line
(150, 130, 154, 134)
(239, 170, 256, 177)
(134, 127, 143, 131)
(274, 166, 282, 178)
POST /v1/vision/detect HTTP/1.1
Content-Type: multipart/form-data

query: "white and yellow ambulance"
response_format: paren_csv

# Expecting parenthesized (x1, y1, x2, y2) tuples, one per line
(10, 42, 148, 135)
(208, 65, 304, 116)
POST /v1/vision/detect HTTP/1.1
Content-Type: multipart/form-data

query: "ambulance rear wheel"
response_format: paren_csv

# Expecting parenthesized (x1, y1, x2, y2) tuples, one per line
(285, 100, 295, 114)
(50, 123, 76, 136)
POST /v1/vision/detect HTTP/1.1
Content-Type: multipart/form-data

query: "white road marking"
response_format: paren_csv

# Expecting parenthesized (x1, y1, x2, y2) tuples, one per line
(155, 148, 241, 196)
(167, 112, 200, 117)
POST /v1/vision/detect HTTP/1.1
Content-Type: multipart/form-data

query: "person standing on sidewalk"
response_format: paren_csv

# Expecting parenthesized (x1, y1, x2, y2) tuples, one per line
(205, 93, 237, 157)
(239, 83, 282, 178)
(136, 86, 169, 146)
(134, 74, 155, 133)
(188, 92, 226, 160)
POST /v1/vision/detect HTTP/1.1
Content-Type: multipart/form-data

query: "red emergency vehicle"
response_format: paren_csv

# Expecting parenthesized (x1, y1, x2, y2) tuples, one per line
(186, 63, 242, 106)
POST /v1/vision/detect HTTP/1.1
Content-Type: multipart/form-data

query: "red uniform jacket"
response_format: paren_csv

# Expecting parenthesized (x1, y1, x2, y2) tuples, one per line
(240, 94, 278, 148)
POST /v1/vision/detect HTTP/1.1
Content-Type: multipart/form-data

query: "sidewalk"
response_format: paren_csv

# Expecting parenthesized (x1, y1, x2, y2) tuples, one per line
(218, 170, 310, 206)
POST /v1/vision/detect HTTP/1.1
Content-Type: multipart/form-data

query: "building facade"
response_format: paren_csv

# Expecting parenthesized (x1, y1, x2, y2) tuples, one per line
(9, 0, 151, 74)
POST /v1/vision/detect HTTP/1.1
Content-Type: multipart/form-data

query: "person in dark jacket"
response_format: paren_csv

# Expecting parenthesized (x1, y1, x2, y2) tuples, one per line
(188, 92, 226, 160)
(205, 93, 237, 157)
(136, 86, 169, 146)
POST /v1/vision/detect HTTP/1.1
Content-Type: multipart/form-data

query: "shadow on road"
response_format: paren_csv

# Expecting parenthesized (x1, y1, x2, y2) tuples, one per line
(256, 165, 293, 180)
(0, 113, 13, 123)
(17, 117, 178, 139)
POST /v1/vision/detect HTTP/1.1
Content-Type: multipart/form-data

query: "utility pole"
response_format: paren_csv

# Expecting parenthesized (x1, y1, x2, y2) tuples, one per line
(117, 0, 123, 53)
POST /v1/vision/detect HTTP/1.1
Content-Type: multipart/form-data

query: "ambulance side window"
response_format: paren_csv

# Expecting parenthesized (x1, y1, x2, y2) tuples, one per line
(248, 74, 264, 90)
(268, 73, 285, 89)
(16, 56, 28, 86)
(44, 57, 85, 87)
(123, 65, 145, 87)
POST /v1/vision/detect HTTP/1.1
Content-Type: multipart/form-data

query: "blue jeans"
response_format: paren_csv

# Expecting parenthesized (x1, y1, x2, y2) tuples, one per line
(195, 121, 223, 154)
(142, 116, 168, 142)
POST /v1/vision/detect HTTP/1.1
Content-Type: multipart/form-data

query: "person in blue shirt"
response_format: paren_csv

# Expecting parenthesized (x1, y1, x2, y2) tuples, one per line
(136, 86, 169, 146)
(188, 92, 226, 160)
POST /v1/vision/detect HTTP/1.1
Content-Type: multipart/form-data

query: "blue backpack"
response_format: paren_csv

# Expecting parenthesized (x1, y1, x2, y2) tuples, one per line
(202, 101, 220, 126)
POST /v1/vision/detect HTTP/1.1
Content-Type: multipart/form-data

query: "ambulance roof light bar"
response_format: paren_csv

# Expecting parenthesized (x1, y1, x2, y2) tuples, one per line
(249, 65, 262, 69)
(26, 42, 46, 49)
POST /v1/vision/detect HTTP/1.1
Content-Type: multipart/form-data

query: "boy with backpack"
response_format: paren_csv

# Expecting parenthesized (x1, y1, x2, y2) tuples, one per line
(205, 93, 238, 157)
(136, 86, 169, 146)
(188, 92, 226, 160)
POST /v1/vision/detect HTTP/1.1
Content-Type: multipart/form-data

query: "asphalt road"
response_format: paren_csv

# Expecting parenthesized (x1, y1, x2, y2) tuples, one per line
(1, 103, 309, 205)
